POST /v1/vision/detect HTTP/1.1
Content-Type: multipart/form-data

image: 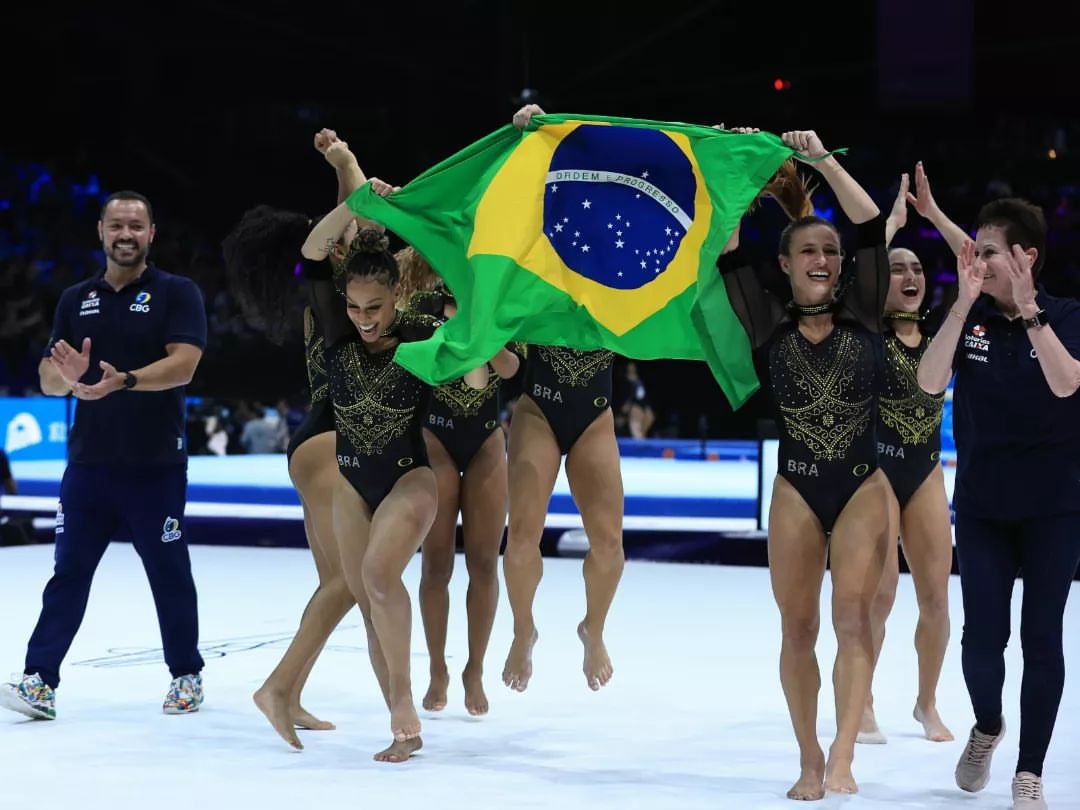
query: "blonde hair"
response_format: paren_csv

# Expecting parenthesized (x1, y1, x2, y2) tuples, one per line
(395, 246, 440, 306)
(758, 158, 815, 220)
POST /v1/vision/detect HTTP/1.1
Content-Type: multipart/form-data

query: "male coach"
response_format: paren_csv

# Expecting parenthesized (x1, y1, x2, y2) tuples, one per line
(1, 191, 207, 720)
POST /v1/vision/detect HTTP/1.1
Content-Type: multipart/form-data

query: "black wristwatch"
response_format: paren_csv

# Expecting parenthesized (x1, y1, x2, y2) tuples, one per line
(122, 371, 138, 390)
(1022, 309, 1048, 329)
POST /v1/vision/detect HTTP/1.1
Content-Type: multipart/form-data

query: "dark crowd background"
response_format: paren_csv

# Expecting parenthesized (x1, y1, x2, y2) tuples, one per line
(2, 0, 1078, 448)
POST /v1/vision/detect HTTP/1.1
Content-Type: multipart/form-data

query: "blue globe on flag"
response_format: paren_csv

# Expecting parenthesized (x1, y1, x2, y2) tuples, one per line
(542, 125, 696, 291)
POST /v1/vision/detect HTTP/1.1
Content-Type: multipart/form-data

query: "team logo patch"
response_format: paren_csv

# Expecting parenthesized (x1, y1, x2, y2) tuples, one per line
(161, 517, 182, 543)
(964, 323, 990, 361)
(130, 291, 152, 313)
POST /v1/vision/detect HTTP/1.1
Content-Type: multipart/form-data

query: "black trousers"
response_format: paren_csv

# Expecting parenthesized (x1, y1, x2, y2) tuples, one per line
(956, 511, 1080, 776)
(24, 463, 204, 689)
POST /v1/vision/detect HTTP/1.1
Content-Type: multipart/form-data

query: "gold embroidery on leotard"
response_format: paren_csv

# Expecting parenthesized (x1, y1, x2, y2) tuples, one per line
(433, 371, 499, 417)
(333, 342, 416, 456)
(306, 333, 329, 404)
(774, 329, 873, 461)
(879, 335, 944, 446)
(537, 347, 614, 387)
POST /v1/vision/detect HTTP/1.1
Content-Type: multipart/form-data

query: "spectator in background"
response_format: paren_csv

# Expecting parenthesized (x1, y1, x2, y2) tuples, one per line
(240, 402, 288, 454)
(613, 361, 655, 439)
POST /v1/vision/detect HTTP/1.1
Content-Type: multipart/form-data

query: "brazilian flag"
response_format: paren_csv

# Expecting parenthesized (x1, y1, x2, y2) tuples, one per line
(347, 113, 794, 407)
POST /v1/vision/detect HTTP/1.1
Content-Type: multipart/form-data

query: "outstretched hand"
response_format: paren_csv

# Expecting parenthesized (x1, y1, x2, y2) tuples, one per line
(1005, 243, 1038, 308)
(907, 161, 940, 219)
(71, 360, 124, 401)
(956, 239, 983, 305)
(49, 337, 91, 386)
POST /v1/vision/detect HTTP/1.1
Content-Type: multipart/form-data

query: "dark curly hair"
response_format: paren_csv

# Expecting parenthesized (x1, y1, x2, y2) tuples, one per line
(222, 205, 310, 345)
(339, 227, 400, 291)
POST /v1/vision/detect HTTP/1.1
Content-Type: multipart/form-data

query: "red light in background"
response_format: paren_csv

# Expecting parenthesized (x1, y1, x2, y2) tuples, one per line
(773, 78, 792, 91)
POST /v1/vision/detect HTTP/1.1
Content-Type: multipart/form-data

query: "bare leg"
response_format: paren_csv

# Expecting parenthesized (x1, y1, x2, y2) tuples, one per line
(565, 409, 624, 691)
(767, 476, 828, 801)
(333, 479, 391, 706)
(899, 466, 954, 741)
(418, 430, 460, 712)
(363, 468, 437, 757)
(860, 487, 900, 745)
(502, 397, 561, 692)
(826, 470, 891, 794)
(459, 429, 508, 714)
(254, 433, 354, 749)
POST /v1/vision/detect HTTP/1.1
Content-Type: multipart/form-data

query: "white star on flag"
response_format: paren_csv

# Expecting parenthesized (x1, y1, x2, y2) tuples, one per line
(582, 199, 591, 209)
(615, 240, 624, 248)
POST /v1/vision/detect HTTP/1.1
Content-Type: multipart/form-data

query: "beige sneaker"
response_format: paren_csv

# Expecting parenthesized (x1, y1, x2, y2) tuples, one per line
(1012, 771, 1047, 809)
(955, 717, 1006, 792)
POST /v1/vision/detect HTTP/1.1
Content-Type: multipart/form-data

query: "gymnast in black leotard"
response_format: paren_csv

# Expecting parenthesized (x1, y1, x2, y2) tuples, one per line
(862, 163, 969, 746)
(501, 103, 626, 697)
(301, 188, 489, 763)
(285, 310, 336, 461)
(522, 346, 614, 454)
(717, 129, 891, 800)
(395, 250, 521, 716)
(222, 128, 369, 751)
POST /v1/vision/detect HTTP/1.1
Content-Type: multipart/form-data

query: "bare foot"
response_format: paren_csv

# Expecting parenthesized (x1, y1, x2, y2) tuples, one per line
(786, 752, 826, 801)
(914, 703, 954, 742)
(462, 665, 488, 716)
(502, 627, 538, 692)
(824, 753, 858, 795)
(422, 667, 449, 712)
(373, 736, 423, 763)
(253, 687, 303, 750)
(292, 706, 335, 731)
(856, 703, 887, 745)
(577, 621, 613, 691)
(390, 698, 421, 742)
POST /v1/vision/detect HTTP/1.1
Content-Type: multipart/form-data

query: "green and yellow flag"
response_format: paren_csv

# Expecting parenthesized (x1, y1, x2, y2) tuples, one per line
(347, 113, 794, 407)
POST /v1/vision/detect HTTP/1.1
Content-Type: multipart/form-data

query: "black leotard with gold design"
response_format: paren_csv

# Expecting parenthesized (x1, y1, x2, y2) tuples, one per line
(304, 258, 440, 510)
(524, 346, 614, 455)
(719, 217, 889, 532)
(877, 332, 944, 508)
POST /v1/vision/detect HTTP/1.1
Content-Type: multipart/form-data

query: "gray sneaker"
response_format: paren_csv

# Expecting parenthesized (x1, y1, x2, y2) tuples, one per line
(1012, 771, 1048, 809)
(955, 717, 1006, 792)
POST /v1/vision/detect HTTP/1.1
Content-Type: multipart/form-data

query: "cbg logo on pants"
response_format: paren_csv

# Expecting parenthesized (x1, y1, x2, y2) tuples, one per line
(161, 516, 182, 543)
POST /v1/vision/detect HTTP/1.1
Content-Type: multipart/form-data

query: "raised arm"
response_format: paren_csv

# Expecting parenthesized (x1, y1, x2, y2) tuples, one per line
(908, 161, 969, 257)
(716, 220, 786, 349)
(783, 130, 879, 224)
(1005, 244, 1080, 397)
(918, 240, 980, 394)
(885, 173, 910, 247)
